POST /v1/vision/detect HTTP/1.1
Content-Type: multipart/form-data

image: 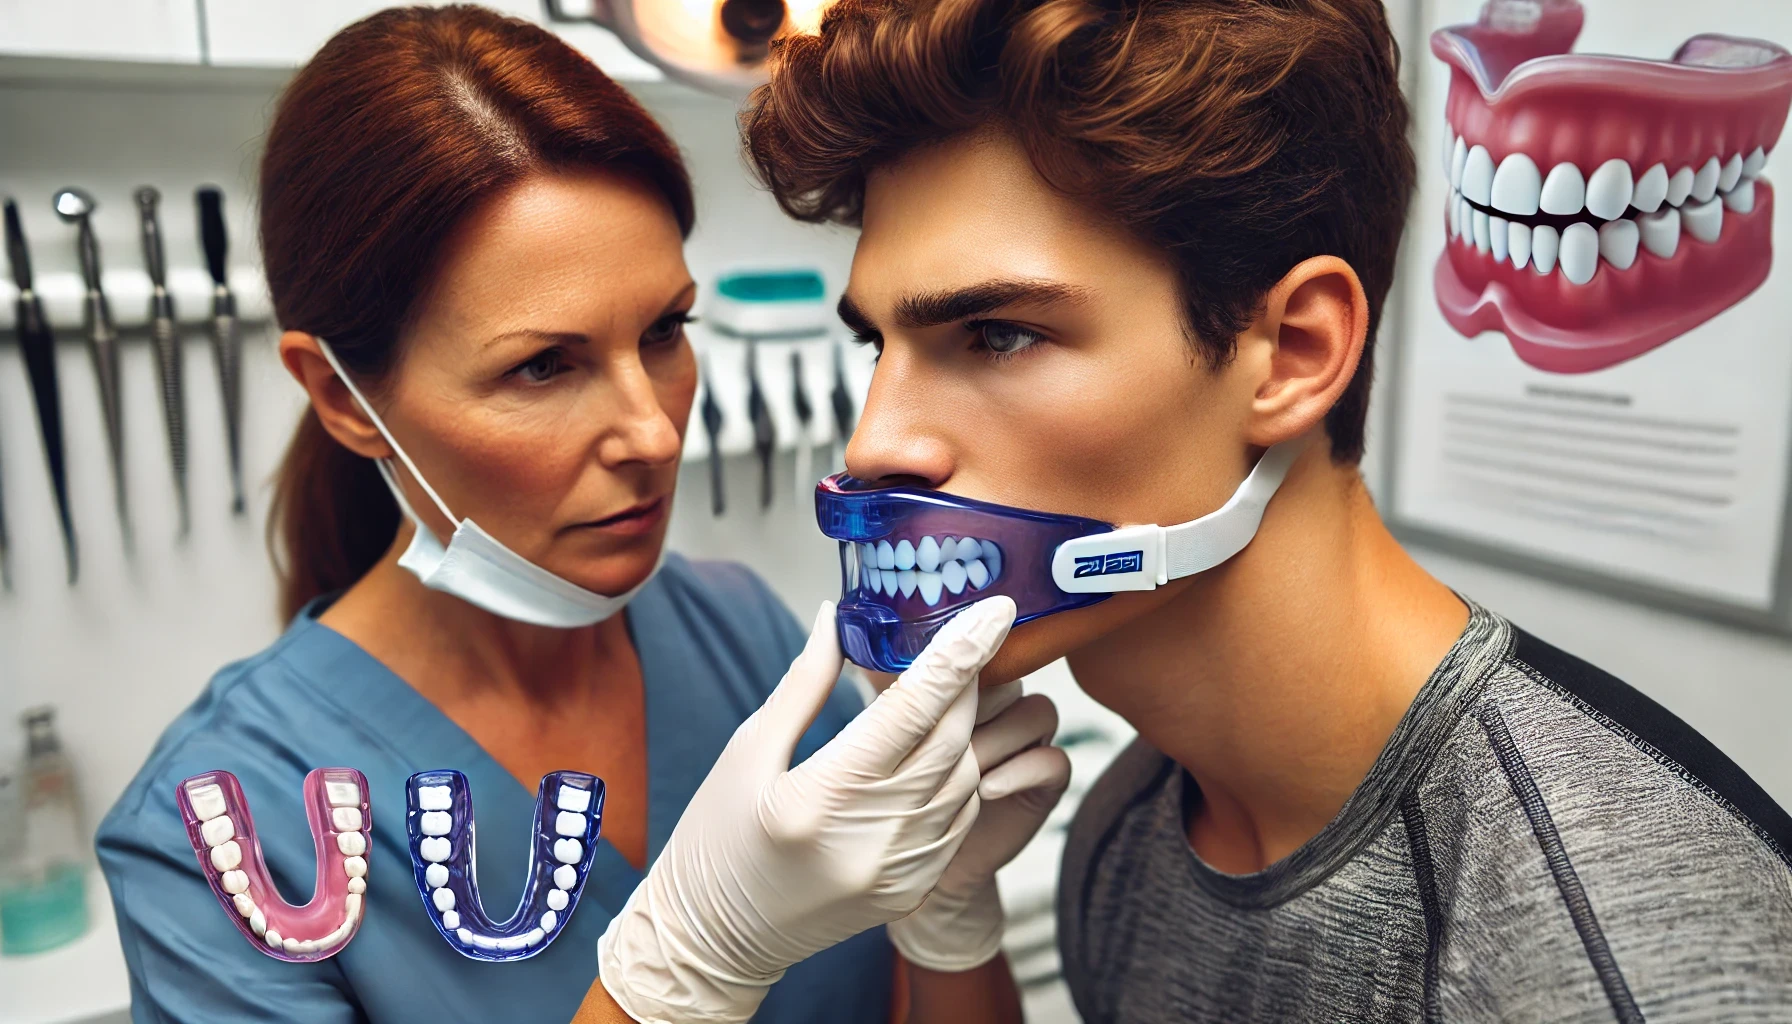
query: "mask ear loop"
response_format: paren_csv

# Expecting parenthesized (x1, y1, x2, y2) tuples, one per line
(315, 337, 460, 529)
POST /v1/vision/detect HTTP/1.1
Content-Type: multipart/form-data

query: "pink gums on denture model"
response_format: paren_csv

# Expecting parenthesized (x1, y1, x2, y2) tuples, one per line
(1434, 0, 1792, 373)
(176, 767, 371, 962)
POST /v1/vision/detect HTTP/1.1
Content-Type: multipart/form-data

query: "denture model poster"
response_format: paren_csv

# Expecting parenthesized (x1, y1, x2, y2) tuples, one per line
(1387, 0, 1792, 629)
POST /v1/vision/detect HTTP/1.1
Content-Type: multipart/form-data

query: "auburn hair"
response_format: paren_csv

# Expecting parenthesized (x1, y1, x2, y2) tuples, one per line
(742, 0, 1414, 462)
(262, 4, 694, 622)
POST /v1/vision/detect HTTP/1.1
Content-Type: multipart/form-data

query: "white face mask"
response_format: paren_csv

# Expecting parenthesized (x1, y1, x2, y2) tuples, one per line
(316, 339, 659, 628)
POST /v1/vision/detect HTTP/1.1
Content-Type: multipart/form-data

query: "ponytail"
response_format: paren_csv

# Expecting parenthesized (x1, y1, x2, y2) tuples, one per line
(267, 409, 400, 622)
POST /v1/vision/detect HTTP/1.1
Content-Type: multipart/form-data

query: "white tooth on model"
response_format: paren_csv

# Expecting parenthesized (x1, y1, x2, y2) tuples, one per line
(881, 569, 899, 596)
(1597, 220, 1639, 271)
(1558, 223, 1599, 285)
(1683, 196, 1724, 243)
(554, 865, 577, 890)
(1444, 128, 1456, 178)
(332, 807, 363, 832)
(1639, 207, 1681, 259)
(541, 910, 558, 933)
(1490, 153, 1542, 215)
(859, 543, 876, 571)
(337, 831, 366, 856)
(547, 889, 569, 911)
(221, 870, 250, 895)
(1743, 146, 1767, 179)
(897, 569, 917, 598)
(344, 856, 368, 878)
(555, 811, 585, 837)
(1531, 225, 1561, 274)
(1719, 153, 1744, 192)
(942, 560, 968, 595)
(876, 540, 896, 570)
(557, 786, 591, 814)
(553, 838, 583, 865)
(347, 877, 366, 894)
(965, 559, 991, 590)
(1490, 216, 1510, 262)
(419, 837, 450, 862)
(233, 893, 255, 917)
(1724, 178, 1757, 214)
(1451, 136, 1469, 190)
(1509, 222, 1533, 270)
(894, 539, 915, 570)
(916, 535, 941, 572)
(433, 888, 456, 912)
(1461, 145, 1495, 205)
(202, 815, 235, 848)
(1458, 198, 1473, 242)
(265, 929, 283, 949)
(1692, 156, 1722, 203)
(420, 811, 452, 836)
(982, 542, 1001, 580)
(1448, 191, 1463, 237)
(187, 784, 227, 822)
(326, 782, 362, 808)
(418, 785, 452, 812)
(1667, 166, 1696, 207)
(918, 570, 943, 606)
(1584, 159, 1634, 221)
(938, 537, 959, 562)
(1540, 162, 1586, 215)
(442, 910, 460, 930)
(426, 863, 449, 888)
(1472, 209, 1490, 253)
(1631, 163, 1669, 214)
(250, 909, 267, 936)
(211, 840, 242, 872)
(954, 538, 981, 562)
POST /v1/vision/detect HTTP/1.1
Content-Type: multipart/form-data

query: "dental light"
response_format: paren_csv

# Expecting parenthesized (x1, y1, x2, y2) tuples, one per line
(545, 0, 835, 95)
(817, 443, 1301, 673)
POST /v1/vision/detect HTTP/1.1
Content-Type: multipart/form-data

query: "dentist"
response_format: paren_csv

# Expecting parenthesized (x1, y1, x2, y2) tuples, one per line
(96, 7, 1063, 1024)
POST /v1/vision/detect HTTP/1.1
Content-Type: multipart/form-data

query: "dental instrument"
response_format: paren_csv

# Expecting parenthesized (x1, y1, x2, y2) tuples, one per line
(829, 340, 855, 470)
(816, 442, 1302, 672)
(791, 349, 814, 507)
(747, 339, 774, 509)
(135, 187, 189, 538)
(0, 412, 10, 591)
(405, 770, 603, 961)
(176, 768, 372, 961)
(196, 186, 246, 515)
(5, 199, 78, 583)
(701, 355, 725, 516)
(54, 188, 130, 545)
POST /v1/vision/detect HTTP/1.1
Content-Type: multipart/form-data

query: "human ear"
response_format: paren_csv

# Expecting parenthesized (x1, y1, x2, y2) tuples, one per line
(278, 331, 393, 460)
(1242, 256, 1368, 448)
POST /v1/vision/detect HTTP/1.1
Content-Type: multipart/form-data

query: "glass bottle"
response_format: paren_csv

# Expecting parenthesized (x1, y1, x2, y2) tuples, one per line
(0, 706, 90, 955)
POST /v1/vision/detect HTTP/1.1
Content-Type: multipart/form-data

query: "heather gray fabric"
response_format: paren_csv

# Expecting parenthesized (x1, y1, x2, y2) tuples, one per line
(1058, 602, 1792, 1023)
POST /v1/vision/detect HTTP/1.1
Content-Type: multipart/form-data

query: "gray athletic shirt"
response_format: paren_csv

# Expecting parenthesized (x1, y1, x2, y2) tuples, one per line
(1058, 602, 1792, 1023)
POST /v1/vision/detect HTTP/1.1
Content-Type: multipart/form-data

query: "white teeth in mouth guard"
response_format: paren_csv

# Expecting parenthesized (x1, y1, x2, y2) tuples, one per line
(853, 535, 1003, 606)
(176, 768, 372, 962)
(405, 769, 604, 961)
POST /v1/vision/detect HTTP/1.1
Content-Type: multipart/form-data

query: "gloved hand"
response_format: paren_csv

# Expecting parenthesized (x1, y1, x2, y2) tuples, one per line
(887, 679, 1072, 972)
(598, 596, 1018, 1024)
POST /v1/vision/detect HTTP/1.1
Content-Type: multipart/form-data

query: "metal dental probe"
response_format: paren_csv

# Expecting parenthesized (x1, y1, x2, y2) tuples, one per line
(791, 349, 813, 507)
(699, 356, 725, 517)
(135, 187, 189, 538)
(5, 199, 78, 583)
(196, 186, 245, 515)
(747, 338, 775, 510)
(829, 339, 857, 470)
(54, 188, 130, 547)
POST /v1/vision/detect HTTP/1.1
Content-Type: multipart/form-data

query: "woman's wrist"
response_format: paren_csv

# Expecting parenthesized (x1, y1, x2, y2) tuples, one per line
(886, 882, 1006, 973)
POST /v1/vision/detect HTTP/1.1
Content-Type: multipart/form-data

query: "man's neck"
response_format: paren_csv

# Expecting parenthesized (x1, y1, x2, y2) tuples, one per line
(1066, 449, 1468, 874)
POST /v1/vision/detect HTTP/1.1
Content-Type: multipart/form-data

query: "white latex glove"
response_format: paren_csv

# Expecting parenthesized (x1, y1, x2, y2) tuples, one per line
(886, 678, 1072, 972)
(598, 596, 1018, 1024)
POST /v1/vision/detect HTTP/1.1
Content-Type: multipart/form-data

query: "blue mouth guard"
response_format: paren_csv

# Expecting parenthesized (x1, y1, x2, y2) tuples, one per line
(406, 770, 604, 961)
(815, 442, 1300, 672)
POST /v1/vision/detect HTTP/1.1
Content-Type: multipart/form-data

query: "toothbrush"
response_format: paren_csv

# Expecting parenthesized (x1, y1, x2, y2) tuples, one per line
(136, 187, 190, 538)
(196, 186, 245, 515)
(54, 188, 130, 546)
(5, 199, 78, 583)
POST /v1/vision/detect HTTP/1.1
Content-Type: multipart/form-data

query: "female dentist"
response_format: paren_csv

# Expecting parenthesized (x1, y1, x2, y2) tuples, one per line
(95, 7, 1064, 1024)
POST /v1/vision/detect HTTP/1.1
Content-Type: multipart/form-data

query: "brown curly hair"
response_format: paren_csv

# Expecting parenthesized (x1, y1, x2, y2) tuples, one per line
(741, 0, 1415, 462)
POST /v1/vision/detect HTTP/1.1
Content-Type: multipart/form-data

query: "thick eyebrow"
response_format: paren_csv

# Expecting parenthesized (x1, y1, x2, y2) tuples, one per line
(890, 279, 1091, 330)
(483, 280, 697, 349)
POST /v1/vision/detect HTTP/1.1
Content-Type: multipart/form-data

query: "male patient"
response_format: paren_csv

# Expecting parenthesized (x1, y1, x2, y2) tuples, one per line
(744, 0, 1792, 1019)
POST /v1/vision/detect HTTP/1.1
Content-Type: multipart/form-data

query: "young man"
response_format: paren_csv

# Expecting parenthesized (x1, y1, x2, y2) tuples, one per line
(743, 0, 1792, 1020)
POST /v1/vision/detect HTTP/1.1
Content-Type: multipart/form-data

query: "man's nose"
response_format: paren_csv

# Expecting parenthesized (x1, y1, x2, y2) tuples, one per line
(843, 347, 953, 487)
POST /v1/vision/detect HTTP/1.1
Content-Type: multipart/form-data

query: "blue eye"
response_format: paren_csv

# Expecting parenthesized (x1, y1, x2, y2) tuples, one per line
(972, 321, 1044, 358)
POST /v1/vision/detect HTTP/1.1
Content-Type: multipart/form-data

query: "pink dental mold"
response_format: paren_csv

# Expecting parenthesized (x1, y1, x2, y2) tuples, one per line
(1433, 0, 1792, 373)
(176, 768, 371, 962)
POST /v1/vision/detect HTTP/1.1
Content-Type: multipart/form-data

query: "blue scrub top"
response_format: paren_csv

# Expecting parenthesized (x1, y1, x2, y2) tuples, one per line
(96, 553, 892, 1023)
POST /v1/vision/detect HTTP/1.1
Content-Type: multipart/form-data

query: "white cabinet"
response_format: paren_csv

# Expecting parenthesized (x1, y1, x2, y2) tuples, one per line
(202, 0, 659, 80)
(0, 0, 201, 62)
